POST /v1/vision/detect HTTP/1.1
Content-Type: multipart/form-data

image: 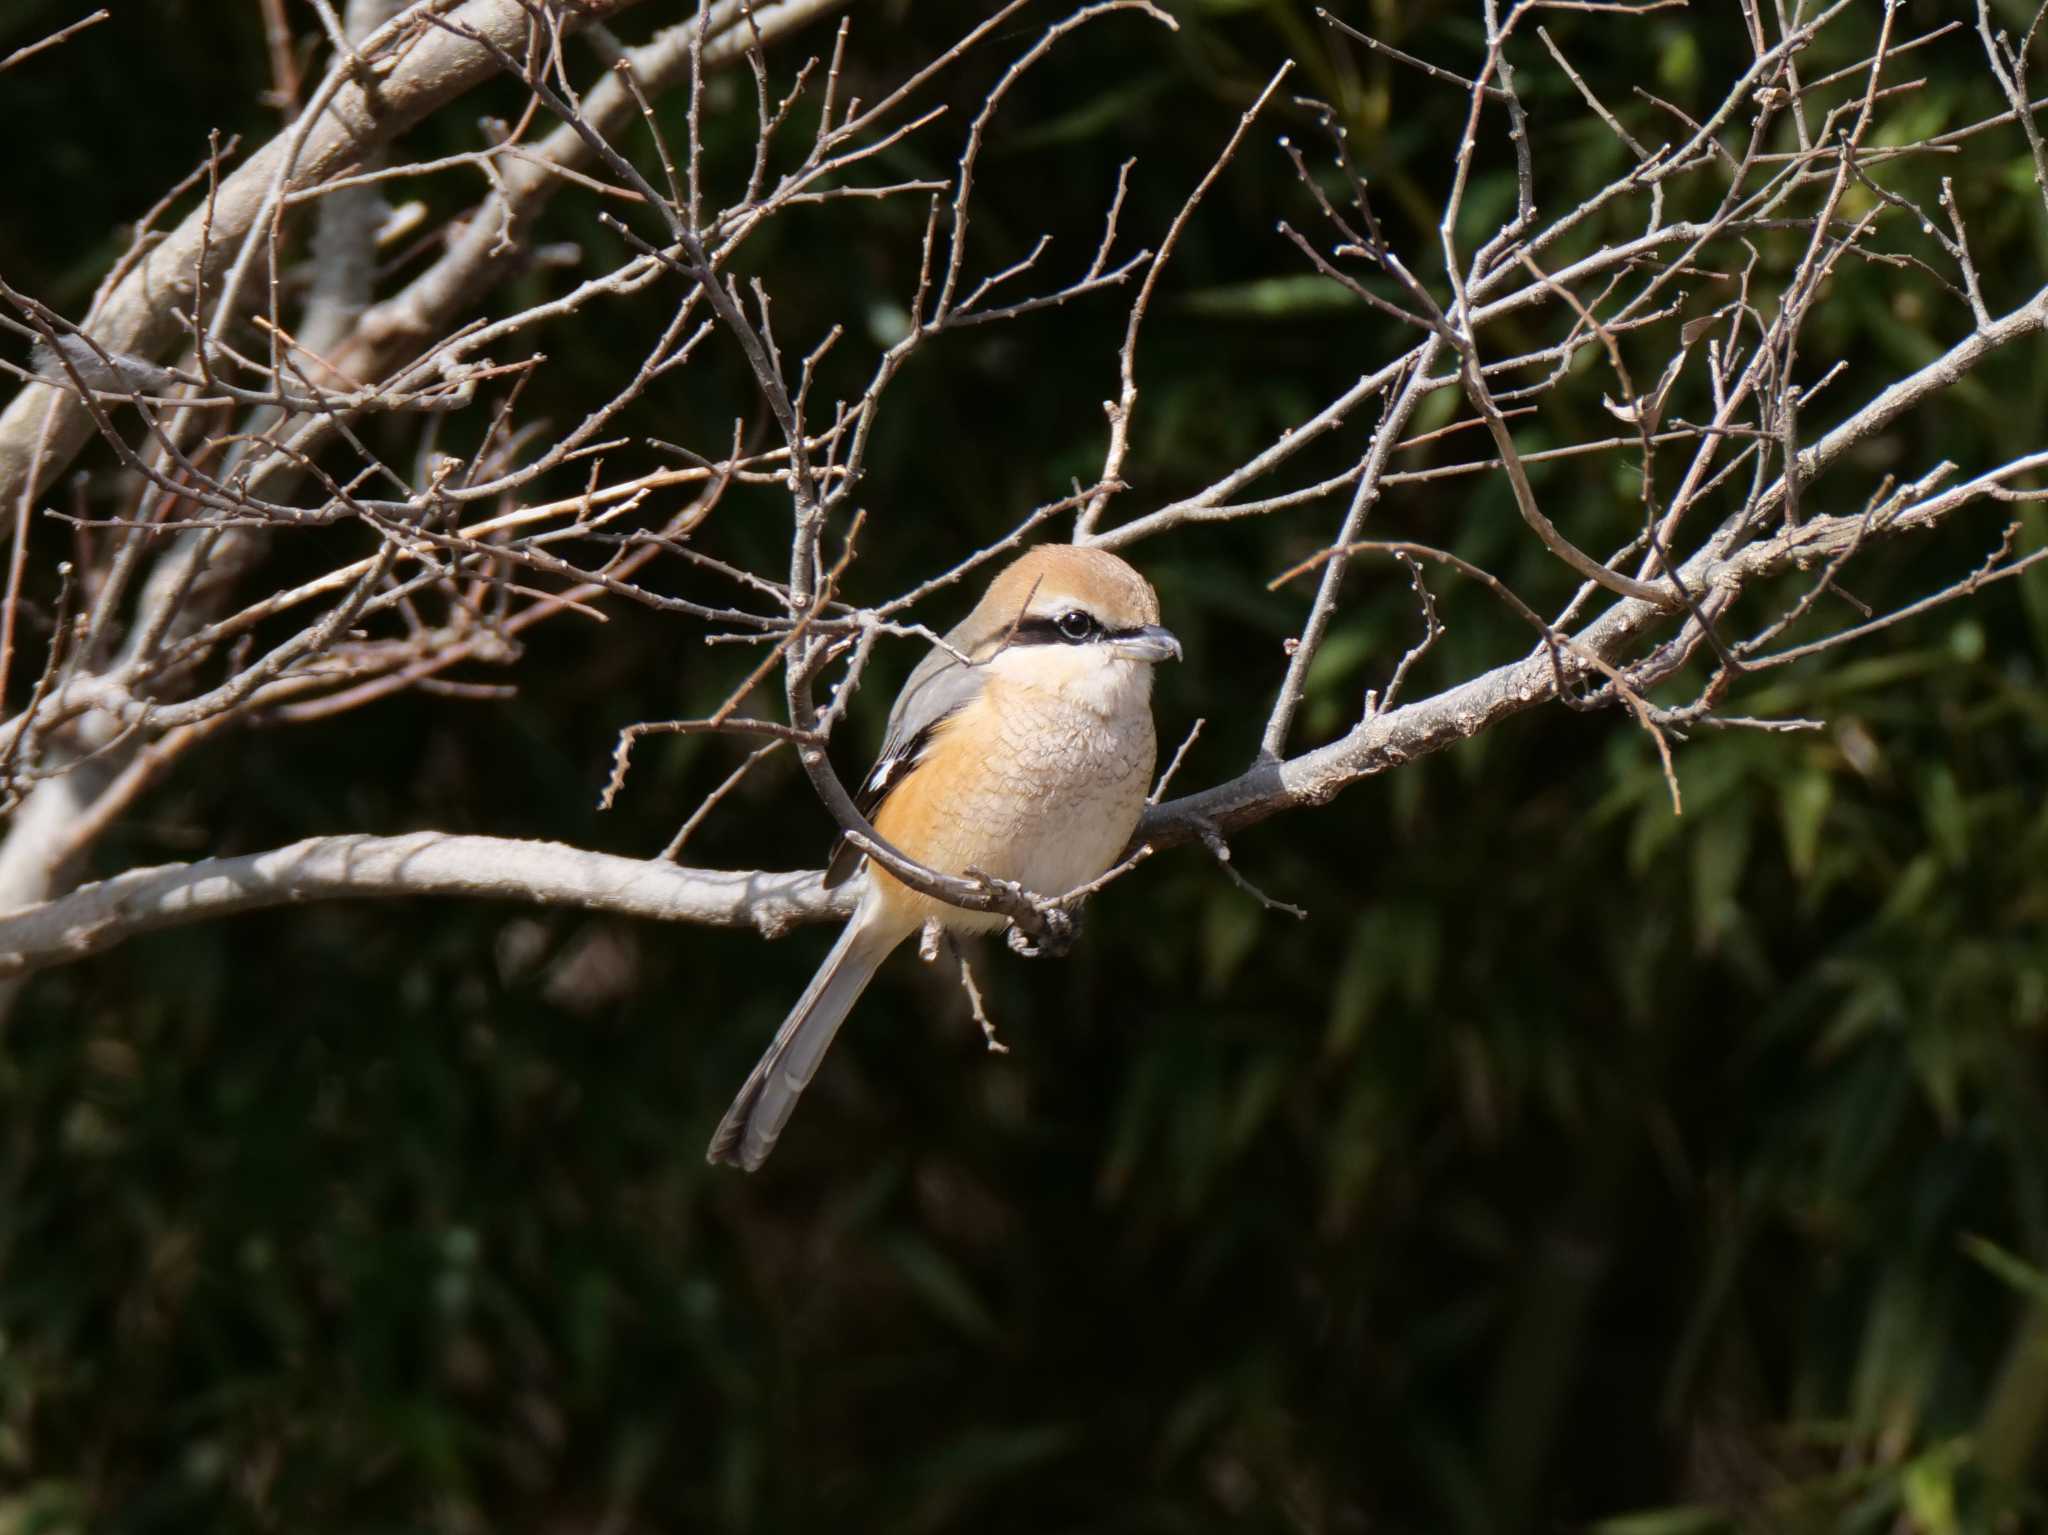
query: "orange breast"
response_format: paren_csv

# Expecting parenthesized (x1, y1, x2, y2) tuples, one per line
(865, 680, 1153, 934)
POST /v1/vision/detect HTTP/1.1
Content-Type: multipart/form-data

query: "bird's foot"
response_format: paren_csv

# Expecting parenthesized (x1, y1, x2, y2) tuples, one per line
(1005, 902, 1079, 959)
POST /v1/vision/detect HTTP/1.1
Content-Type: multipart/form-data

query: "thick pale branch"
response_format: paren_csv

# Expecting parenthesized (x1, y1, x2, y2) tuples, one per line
(1142, 485, 2032, 849)
(1738, 280, 2048, 534)
(0, 831, 854, 978)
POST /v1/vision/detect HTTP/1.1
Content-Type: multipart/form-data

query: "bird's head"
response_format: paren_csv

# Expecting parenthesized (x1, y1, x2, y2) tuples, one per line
(960, 544, 1180, 710)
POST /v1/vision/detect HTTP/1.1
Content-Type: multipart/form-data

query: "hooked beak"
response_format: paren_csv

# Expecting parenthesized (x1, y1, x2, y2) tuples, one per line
(1112, 624, 1182, 664)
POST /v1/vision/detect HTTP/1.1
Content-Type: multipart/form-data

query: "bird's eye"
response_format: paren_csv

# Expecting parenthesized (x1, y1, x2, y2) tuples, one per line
(1056, 610, 1096, 642)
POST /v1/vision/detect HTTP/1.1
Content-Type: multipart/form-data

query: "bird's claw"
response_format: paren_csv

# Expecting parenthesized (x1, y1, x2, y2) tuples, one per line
(1005, 903, 1078, 959)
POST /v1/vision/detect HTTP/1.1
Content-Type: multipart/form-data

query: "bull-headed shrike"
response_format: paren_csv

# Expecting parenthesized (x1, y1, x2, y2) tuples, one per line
(707, 544, 1180, 1170)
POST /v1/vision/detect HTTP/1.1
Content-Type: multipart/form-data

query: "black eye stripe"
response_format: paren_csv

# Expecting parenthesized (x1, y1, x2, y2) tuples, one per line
(1006, 615, 1070, 645)
(1009, 614, 1093, 645)
(1004, 613, 1149, 647)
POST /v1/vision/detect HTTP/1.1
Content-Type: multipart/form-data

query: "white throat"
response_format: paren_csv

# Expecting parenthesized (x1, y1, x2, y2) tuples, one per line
(986, 644, 1155, 718)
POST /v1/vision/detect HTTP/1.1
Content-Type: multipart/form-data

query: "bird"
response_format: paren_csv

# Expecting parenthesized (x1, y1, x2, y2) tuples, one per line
(706, 543, 1181, 1171)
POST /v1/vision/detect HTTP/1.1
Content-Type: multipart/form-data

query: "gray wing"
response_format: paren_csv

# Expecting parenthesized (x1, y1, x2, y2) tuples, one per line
(821, 630, 989, 887)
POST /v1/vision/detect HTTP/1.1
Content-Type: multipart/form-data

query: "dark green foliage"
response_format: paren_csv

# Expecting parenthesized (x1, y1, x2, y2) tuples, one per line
(2, 1, 2047, 1531)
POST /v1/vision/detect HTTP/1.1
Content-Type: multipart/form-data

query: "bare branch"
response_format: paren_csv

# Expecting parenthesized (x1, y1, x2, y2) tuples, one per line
(0, 7, 109, 72)
(0, 833, 855, 978)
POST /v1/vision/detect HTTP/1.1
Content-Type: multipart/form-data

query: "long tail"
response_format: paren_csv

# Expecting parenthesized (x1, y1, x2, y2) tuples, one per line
(706, 911, 902, 1171)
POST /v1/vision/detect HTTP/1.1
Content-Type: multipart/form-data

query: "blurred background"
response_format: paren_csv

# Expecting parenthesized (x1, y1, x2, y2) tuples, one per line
(3, 0, 2047, 1530)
